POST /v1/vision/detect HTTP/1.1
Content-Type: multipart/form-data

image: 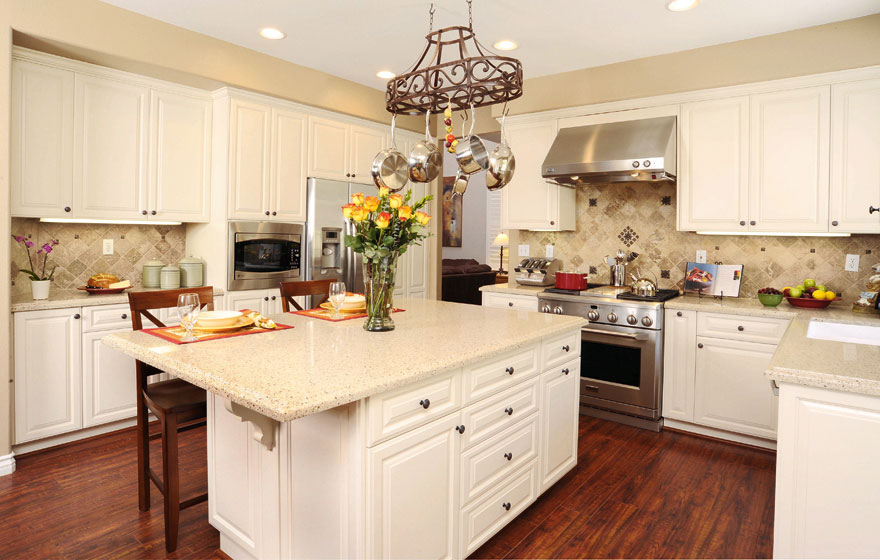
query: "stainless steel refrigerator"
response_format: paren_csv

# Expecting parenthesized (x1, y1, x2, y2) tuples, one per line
(304, 177, 364, 307)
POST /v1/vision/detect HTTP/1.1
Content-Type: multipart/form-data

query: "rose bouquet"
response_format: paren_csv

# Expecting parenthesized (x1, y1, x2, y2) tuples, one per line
(342, 186, 432, 331)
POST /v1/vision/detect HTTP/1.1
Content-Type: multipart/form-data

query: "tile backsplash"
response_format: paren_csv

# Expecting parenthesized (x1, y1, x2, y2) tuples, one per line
(10, 218, 186, 296)
(518, 182, 880, 302)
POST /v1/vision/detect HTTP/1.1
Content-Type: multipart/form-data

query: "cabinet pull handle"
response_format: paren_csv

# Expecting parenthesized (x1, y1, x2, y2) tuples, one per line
(456, 425, 466, 434)
(505, 366, 515, 375)
(64, 206, 71, 213)
(737, 326, 744, 331)
(562, 368, 570, 375)
(504, 407, 514, 416)
(419, 399, 430, 409)
(698, 343, 704, 349)
(121, 313, 127, 319)
(73, 314, 80, 319)
(676, 311, 683, 317)
(562, 344, 570, 352)
(503, 452, 512, 461)
(502, 502, 511, 511)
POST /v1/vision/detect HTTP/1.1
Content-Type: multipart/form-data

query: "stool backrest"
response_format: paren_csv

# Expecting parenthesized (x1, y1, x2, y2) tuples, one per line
(128, 287, 215, 331)
(279, 280, 333, 312)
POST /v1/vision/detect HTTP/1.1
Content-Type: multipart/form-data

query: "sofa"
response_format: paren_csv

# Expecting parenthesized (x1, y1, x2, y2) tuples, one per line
(441, 259, 497, 305)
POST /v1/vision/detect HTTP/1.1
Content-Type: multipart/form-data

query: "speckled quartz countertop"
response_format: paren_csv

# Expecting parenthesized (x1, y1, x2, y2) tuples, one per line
(479, 283, 547, 297)
(667, 295, 880, 397)
(11, 287, 226, 313)
(102, 298, 588, 422)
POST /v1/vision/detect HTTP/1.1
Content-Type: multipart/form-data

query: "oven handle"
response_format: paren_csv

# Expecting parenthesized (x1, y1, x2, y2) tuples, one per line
(581, 327, 649, 341)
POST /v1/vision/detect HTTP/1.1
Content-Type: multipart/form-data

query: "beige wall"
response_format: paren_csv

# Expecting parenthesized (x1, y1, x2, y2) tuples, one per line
(501, 13, 880, 116)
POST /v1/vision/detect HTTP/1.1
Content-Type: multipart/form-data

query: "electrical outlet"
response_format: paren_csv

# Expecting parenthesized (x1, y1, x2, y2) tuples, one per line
(845, 254, 860, 272)
(545, 244, 554, 259)
(518, 244, 530, 257)
(102, 239, 114, 255)
(696, 250, 707, 264)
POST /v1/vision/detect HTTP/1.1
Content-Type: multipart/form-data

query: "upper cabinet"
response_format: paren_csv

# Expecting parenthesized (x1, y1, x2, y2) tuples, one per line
(501, 120, 575, 231)
(270, 107, 308, 221)
(11, 53, 212, 223)
(830, 78, 880, 234)
(308, 116, 386, 185)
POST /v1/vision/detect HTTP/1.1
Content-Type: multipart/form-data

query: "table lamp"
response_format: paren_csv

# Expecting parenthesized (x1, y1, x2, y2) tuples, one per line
(493, 232, 509, 273)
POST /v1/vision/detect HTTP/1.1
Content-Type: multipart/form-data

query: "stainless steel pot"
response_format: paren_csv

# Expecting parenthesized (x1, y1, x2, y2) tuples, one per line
(451, 169, 469, 198)
(371, 113, 408, 192)
(455, 106, 489, 175)
(408, 110, 442, 183)
(486, 109, 516, 191)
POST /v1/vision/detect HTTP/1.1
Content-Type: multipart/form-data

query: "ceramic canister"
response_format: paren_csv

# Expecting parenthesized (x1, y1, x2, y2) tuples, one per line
(142, 260, 165, 288)
(178, 256, 204, 288)
(160, 265, 181, 290)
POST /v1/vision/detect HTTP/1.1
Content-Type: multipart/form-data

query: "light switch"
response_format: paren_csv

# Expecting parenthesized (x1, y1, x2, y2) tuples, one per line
(102, 239, 114, 255)
(518, 244, 530, 257)
(695, 250, 707, 264)
(545, 244, 555, 258)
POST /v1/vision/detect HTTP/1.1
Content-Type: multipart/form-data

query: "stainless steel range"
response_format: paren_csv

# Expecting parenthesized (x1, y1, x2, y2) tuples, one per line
(538, 285, 679, 431)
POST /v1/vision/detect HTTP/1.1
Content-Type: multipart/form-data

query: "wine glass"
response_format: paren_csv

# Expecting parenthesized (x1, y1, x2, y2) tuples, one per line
(177, 293, 201, 341)
(329, 282, 346, 319)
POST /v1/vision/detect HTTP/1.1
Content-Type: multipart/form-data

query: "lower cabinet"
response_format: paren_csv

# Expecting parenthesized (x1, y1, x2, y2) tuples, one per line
(225, 288, 285, 315)
(82, 327, 138, 427)
(481, 291, 538, 311)
(539, 358, 580, 492)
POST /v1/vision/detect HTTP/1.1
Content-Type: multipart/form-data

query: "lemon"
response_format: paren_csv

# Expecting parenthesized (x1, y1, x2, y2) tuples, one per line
(825, 290, 836, 300)
(812, 289, 826, 300)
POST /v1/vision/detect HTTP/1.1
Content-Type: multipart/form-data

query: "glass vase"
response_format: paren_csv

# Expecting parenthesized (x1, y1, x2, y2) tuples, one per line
(362, 251, 399, 332)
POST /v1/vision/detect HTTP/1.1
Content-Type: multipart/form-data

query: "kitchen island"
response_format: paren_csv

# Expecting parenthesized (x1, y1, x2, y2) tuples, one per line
(103, 298, 587, 560)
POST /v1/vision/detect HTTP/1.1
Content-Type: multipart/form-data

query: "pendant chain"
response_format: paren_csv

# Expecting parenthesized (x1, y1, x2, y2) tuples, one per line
(428, 2, 435, 32)
(467, 0, 473, 29)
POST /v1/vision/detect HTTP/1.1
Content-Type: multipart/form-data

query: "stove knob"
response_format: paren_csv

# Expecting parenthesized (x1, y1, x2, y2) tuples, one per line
(642, 316, 654, 327)
(626, 314, 637, 325)
(541, 304, 552, 314)
(553, 306, 564, 315)
(607, 312, 618, 323)
(587, 310, 600, 321)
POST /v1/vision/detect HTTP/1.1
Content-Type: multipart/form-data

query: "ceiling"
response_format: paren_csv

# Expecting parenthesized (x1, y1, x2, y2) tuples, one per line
(99, 0, 880, 90)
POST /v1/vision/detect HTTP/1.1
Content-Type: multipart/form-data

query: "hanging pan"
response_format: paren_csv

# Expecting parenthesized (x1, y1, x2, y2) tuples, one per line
(455, 105, 489, 175)
(408, 109, 443, 183)
(371, 113, 409, 192)
(486, 107, 516, 191)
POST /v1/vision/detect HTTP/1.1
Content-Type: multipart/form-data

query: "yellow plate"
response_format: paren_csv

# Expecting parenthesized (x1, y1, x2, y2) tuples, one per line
(319, 302, 366, 313)
(193, 315, 255, 332)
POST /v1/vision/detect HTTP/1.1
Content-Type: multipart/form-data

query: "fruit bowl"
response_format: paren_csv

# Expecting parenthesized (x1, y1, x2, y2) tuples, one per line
(758, 293, 784, 307)
(785, 296, 839, 309)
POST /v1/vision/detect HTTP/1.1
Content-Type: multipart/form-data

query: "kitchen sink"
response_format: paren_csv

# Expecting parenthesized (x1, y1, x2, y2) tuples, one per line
(806, 320, 880, 347)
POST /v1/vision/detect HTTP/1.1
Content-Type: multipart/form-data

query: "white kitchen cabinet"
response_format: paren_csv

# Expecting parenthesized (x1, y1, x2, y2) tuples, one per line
(539, 358, 579, 492)
(774, 383, 880, 559)
(367, 412, 461, 560)
(308, 116, 387, 185)
(82, 328, 137, 427)
(225, 289, 283, 315)
(350, 124, 386, 185)
(693, 336, 778, 440)
(148, 90, 212, 222)
(830, 78, 880, 233)
(481, 291, 538, 311)
(270, 107, 308, 221)
(14, 308, 83, 443)
(227, 97, 271, 220)
(501, 120, 575, 231)
(661, 309, 697, 422)
(11, 59, 75, 218)
(678, 97, 750, 232)
(748, 86, 830, 232)
(73, 74, 149, 220)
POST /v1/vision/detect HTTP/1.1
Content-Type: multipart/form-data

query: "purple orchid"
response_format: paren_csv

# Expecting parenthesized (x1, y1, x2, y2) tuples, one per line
(14, 235, 24, 243)
(42, 243, 53, 253)
(13, 234, 59, 282)
(24, 240, 33, 248)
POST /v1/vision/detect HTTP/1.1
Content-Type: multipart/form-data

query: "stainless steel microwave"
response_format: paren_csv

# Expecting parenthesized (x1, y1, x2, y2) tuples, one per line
(228, 222, 303, 291)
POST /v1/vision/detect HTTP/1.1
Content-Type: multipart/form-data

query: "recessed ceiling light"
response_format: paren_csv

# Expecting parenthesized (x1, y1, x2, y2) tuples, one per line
(259, 27, 286, 40)
(376, 70, 396, 80)
(493, 39, 518, 51)
(666, 0, 699, 11)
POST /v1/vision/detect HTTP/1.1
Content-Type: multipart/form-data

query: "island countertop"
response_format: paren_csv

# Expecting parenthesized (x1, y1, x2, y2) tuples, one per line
(102, 297, 588, 422)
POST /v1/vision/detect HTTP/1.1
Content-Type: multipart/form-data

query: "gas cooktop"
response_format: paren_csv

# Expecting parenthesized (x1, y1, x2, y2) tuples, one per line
(542, 285, 680, 303)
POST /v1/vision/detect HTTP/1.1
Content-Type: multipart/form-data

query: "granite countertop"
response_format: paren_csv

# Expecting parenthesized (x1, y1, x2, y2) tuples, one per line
(102, 297, 588, 422)
(12, 287, 227, 313)
(479, 283, 548, 297)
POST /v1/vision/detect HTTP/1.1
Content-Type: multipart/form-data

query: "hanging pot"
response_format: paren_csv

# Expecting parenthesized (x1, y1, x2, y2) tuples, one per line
(455, 105, 489, 175)
(371, 113, 409, 192)
(486, 108, 516, 190)
(408, 109, 442, 183)
(451, 168, 469, 198)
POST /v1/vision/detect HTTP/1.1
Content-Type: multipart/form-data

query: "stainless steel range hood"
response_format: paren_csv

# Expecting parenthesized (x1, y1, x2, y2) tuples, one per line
(542, 116, 676, 186)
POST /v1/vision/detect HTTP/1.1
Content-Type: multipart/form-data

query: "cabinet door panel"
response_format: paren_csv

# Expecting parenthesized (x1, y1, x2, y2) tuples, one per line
(679, 97, 749, 231)
(830, 79, 880, 233)
(407, 181, 430, 296)
(749, 87, 830, 232)
(82, 328, 137, 427)
(14, 309, 82, 443)
(11, 60, 74, 218)
(662, 309, 697, 422)
(74, 75, 149, 219)
(226, 290, 271, 316)
(308, 117, 349, 181)
(350, 125, 385, 184)
(501, 121, 558, 230)
(228, 99, 271, 219)
(540, 358, 580, 491)
(150, 91, 211, 222)
(271, 108, 308, 221)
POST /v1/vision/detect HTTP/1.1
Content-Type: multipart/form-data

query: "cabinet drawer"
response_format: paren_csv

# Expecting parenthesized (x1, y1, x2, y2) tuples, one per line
(82, 304, 133, 332)
(366, 368, 462, 447)
(464, 344, 540, 404)
(697, 312, 789, 344)
(461, 413, 539, 505)
(542, 329, 581, 370)
(461, 377, 539, 450)
(460, 459, 538, 558)
(481, 291, 538, 311)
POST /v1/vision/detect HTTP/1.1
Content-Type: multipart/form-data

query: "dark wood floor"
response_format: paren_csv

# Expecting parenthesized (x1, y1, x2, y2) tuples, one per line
(0, 416, 775, 559)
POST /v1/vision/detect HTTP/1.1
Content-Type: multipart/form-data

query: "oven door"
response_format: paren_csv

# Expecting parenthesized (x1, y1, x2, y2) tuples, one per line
(231, 233, 301, 290)
(579, 323, 661, 415)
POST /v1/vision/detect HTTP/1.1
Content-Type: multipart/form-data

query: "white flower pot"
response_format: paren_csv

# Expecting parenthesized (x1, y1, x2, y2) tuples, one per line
(31, 280, 51, 300)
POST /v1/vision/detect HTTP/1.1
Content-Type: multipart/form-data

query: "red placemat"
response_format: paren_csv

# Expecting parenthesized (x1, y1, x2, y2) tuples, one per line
(290, 307, 405, 322)
(142, 319, 293, 344)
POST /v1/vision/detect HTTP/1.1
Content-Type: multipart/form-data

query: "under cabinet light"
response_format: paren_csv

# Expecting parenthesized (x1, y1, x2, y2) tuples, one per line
(40, 218, 183, 226)
(695, 231, 850, 237)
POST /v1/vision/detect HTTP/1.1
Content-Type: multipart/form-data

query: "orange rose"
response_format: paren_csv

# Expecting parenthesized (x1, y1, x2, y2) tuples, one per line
(364, 196, 380, 212)
(378, 186, 390, 198)
(376, 211, 391, 229)
(350, 206, 368, 222)
(414, 211, 431, 226)
(341, 203, 355, 219)
(351, 192, 365, 205)
(389, 194, 404, 209)
(398, 205, 413, 220)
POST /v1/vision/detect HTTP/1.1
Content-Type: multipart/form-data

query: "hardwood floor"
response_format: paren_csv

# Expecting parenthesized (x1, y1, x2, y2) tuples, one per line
(0, 416, 775, 559)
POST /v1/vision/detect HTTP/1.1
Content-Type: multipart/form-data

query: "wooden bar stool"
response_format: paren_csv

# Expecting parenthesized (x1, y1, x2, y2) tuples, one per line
(128, 287, 214, 552)
(279, 279, 333, 312)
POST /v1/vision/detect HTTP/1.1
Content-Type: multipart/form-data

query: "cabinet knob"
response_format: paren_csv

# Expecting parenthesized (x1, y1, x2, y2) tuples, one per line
(831, 220, 839, 226)
(676, 311, 683, 317)
(265, 211, 270, 216)
(869, 206, 879, 215)
(562, 368, 570, 375)
(121, 313, 127, 319)
(346, 173, 351, 177)
(503, 452, 513, 461)
(508, 302, 514, 307)
(141, 210, 148, 215)
(64, 206, 71, 213)
(419, 398, 430, 409)
(351, 174, 356, 178)
(272, 211, 277, 216)
(505, 366, 515, 375)
(737, 325, 744, 331)
(750, 220, 756, 226)
(739, 220, 746, 226)
(502, 502, 511, 511)
(151, 210, 157, 216)
(73, 313, 80, 320)
(271, 296, 277, 300)
(504, 407, 514, 416)
(264, 296, 269, 301)
(550, 220, 555, 226)
(562, 344, 570, 352)
(698, 343, 703, 349)
(456, 425, 466, 434)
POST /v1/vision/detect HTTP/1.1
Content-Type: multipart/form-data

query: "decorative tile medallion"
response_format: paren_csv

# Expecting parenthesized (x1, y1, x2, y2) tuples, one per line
(618, 226, 639, 247)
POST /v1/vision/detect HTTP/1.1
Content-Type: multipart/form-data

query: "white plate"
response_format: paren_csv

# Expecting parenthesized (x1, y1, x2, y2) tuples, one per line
(196, 310, 243, 328)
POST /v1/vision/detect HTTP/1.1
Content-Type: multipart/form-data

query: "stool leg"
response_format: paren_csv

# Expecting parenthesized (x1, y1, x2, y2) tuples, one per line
(161, 413, 180, 552)
(136, 397, 150, 511)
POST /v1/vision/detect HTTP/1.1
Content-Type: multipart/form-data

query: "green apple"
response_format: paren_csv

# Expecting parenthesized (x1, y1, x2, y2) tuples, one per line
(804, 278, 816, 288)
(817, 284, 827, 291)
(789, 287, 804, 298)
(796, 284, 805, 292)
